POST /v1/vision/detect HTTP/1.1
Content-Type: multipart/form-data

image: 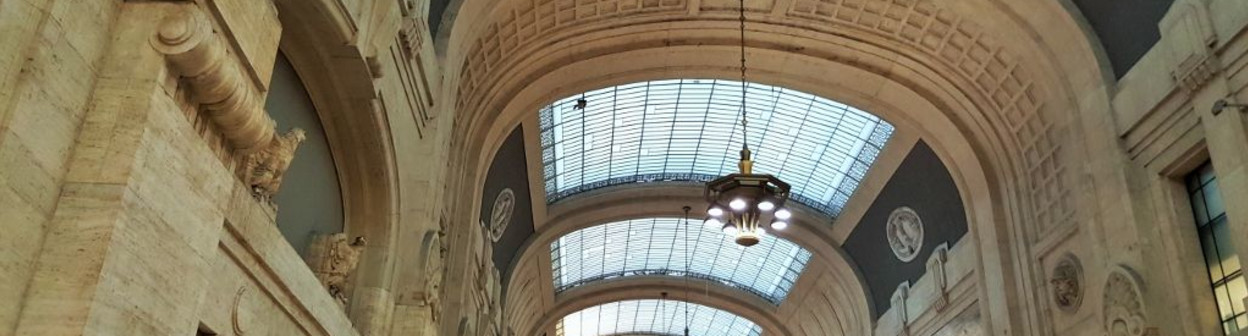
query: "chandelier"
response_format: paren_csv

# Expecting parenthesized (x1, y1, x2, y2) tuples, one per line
(703, 0, 793, 247)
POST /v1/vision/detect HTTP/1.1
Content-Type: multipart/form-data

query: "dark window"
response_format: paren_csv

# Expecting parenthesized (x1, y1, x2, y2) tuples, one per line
(1187, 162, 1246, 334)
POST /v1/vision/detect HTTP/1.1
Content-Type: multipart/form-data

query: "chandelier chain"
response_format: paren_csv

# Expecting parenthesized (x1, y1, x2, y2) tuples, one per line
(683, 206, 692, 336)
(738, 0, 748, 150)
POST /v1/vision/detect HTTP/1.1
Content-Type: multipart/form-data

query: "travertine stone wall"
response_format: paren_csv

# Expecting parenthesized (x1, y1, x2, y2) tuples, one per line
(1, 0, 450, 334)
(0, 0, 120, 333)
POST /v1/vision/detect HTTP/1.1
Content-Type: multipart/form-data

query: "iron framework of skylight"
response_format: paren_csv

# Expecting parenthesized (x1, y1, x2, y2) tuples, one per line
(555, 299, 764, 336)
(538, 79, 893, 216)
(551, 218, 812, 305)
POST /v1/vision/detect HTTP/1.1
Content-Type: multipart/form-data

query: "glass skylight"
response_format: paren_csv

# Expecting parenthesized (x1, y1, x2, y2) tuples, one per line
(539, 79, 893, 216)
(555, 299, 763, 336)
(551, 218, 812, 304)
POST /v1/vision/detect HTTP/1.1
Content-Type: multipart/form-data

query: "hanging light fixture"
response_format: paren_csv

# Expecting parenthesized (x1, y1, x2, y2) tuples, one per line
(703, 0, 792, 247)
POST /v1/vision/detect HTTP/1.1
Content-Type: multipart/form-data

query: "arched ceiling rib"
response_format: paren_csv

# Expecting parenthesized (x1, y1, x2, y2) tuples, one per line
(551, 217, 812, 304)
(556, 299, 763, 336)
(539, 79, 893, 216)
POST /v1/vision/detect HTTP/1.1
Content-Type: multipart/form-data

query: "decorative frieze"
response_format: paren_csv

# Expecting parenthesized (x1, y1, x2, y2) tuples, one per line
(1173, 53, 1220, 94)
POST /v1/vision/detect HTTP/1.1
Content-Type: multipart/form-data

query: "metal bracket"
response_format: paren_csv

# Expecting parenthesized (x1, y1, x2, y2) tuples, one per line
(1212, 99, 1248, 115)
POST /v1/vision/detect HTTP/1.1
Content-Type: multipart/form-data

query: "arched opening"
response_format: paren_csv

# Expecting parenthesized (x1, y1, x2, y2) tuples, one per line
(556, 299, 763, 336)
(443, 20, 1051, 333)
(264, 51, 346, 257)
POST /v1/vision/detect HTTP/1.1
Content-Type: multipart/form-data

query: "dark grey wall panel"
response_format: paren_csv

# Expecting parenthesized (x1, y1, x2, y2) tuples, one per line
(479, 127, 535, 289)
(266, 52, 345, 257)
(1071, 0, 1176, 79)
(842, 141, 968, 319)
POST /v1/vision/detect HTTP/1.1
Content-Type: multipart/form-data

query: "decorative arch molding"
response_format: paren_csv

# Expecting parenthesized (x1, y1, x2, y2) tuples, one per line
(530, 276, 793, 336)
(436, 0, 1117, 327)
(269, 0, 402, 328)
(504, 183, 872, 335)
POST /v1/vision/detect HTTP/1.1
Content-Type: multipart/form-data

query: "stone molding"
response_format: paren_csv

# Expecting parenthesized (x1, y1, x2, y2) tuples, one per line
(891, 282, 911, 336)
(151, 6, 276, 153)
(926, 243, 950, 311)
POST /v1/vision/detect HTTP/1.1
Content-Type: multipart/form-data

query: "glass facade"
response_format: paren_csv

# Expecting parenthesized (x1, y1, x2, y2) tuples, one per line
(1188, 162, 1246, 334)
(539, 79, 893, 216)
(551, 218, 812, 304)
(555, 299, 763, 336)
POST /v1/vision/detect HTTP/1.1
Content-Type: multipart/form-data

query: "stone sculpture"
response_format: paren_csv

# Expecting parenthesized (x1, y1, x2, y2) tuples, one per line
(244, 128, 306, 201)
(308, 233, 367, 307)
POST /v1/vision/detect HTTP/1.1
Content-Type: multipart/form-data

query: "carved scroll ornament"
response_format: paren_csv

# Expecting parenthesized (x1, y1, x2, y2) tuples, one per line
(151, 7, 276, 153)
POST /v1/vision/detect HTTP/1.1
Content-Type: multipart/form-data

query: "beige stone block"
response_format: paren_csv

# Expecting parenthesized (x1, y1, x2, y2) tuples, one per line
(207, 0, 281, 89)
(47, 0, 119, 70)
(0, 0, 49, 121)
(0, 132, 60, 214)
(0, 184, 47, 335)
(62, 80, 160, 185)
(15, 182, 128, 336)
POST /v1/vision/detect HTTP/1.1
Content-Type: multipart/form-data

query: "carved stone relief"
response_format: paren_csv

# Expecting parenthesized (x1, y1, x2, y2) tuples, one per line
(1103, 267, 1148, 336)
(488, 188, 515, 242)
(887, 207, 924, 262)
(1049, 254, 1083, 313)
(306, 233, 368, 307)
(244, 128, 306, 201)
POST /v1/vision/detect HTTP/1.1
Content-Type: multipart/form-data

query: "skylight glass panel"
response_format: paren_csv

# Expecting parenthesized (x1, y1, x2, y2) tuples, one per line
(551, 218, 812, 304)
(539, 79, 893, 216)
(555, 299, 764, 336)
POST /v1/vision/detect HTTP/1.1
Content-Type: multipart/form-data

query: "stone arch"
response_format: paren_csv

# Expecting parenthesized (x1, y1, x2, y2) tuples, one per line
(442, 1, 1112, 334)
(531, 277, 791, 335)
(444, 39, 1018, 334)
(269, 0, 402, 322)
(506, 184, 872, 335)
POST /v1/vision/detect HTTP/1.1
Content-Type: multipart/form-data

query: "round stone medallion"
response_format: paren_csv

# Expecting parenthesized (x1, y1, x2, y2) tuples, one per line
(886, 206, 924, 262)
(1050, 254, 1084, 312)
(488, 188, 516, 242)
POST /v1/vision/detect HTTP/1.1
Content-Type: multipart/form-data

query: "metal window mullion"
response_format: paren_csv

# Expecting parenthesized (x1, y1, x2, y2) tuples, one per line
(800, 96, 852, 204)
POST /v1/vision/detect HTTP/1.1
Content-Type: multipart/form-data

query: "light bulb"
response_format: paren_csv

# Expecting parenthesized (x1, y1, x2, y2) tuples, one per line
(758, 201, 775, 211)
(707, 207, 724, 217)
(704, 218, 723, 229)
(775, 208, 792, 220)
(770, 221, 788, 230)
(723, 225, 739, 236)
(729, 199, 747, 210)
(757, 228, 767, 236)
